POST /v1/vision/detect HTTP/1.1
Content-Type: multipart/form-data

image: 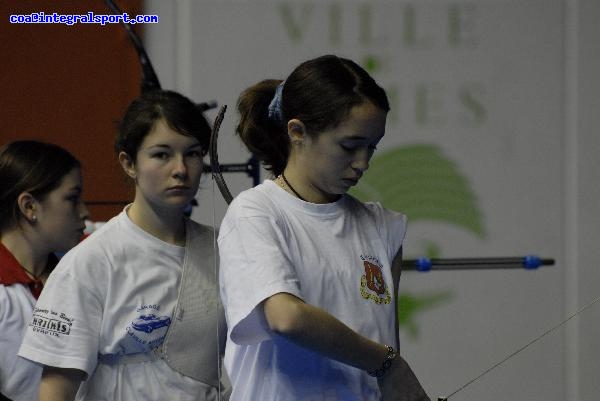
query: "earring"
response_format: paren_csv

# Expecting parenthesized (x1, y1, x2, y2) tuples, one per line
(31, 215, 37, 222)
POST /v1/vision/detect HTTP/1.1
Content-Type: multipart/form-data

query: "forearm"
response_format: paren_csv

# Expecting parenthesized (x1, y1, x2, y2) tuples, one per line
(263, 292, 389, 372)
(38, 367, 84, 401)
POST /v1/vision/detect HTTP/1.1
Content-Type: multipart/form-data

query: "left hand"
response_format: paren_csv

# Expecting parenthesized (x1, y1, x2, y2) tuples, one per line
(377, 355, 431, 401)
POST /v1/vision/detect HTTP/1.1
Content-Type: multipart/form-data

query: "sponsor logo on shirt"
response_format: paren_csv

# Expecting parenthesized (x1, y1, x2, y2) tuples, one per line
(29, 307, 73, 337)
(125, 304, 171, 348)
(131, 314, 171, 333)
(359, 254, 391, 304)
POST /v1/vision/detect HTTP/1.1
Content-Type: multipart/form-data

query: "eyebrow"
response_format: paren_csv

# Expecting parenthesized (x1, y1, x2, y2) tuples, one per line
(145, 143, 203, 150)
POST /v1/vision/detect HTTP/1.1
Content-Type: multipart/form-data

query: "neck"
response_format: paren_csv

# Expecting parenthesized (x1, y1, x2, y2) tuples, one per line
(1, 230, 50, 277)
(128, 196, 187, 246)
(281, 172, 307, 202)
(281, 164, 340, 204)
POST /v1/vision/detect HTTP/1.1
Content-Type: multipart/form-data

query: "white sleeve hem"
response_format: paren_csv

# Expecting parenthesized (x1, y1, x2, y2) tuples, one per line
(18, 343, 94, 377)
(229, 283, 303, 345)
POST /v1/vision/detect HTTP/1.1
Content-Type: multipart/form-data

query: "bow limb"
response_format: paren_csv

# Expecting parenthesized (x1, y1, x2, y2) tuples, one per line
(209, 105, 233, 205)
(104, 0, 161, 93)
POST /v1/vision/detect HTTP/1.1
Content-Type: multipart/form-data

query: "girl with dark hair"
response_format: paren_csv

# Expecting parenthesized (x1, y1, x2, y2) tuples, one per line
(0, 140, 88, 401)
(19, 90, 228, 401)
(219, 55, 430, 401)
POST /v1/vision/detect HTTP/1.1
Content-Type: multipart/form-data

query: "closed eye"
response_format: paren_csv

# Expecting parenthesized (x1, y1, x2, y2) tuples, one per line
(151, 152, 170, 160)
(66, 193, 82, 204)
(340, 143, 378, 153)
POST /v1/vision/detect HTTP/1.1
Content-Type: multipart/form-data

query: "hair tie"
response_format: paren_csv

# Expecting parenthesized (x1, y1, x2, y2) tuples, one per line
(267, 81, 285, 123)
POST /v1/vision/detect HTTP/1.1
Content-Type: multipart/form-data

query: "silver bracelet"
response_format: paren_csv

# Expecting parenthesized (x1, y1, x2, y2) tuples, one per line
(367, 345, 398, 378)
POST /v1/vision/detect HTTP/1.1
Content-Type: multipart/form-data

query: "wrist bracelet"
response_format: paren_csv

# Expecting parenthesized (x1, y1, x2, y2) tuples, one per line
(367, 345, 398, 378)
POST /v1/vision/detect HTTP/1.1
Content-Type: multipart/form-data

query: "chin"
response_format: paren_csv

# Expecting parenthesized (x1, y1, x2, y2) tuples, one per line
(163, 196, 193, 207)
(334, 186, 350, 195)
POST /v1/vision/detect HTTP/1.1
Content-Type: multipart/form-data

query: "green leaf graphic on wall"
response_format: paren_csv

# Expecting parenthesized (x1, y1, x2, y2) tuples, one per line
(398, 292, 454, 338)
(350, 143, 485, 339)
(350, 143, 485, 237)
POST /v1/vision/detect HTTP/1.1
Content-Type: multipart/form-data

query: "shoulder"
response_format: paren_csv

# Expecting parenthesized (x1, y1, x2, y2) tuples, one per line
(53, 214, 128, 275)
(0, 284, 33, 323)
(187, 218, 213, 232)
(343, 196, 407, 251)
(187, 218, 218, 242)
(347, 196, 406, 225)
(219, 183, 285, 242)
(67, 216, 121, 254)
(225, 182, 280, 219)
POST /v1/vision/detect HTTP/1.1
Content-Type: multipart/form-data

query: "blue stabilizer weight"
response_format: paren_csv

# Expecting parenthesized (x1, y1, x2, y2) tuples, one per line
(523, 255, 542, 270)
(415, 257, 432, 272)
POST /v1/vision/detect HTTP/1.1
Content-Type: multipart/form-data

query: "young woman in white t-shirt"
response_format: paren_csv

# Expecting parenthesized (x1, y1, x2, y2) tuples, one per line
(19, 90, 227, 401)
(0, 141, 89, 401)
(219, 55, 430, 401)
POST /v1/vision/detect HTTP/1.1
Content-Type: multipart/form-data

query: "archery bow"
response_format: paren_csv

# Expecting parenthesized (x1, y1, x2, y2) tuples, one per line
(103, 0, 257, 205)
(104, 0, 160, 93)
(208, 104, 232, 204)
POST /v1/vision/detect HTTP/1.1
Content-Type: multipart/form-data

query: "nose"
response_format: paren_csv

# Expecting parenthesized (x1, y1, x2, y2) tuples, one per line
(172, 155, 188, 179)
(351, 148, 371, 173)
(79, 202, 90, 221)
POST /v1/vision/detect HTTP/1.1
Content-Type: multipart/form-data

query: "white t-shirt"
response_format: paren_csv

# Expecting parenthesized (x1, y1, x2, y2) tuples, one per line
(219, 180, 406, 401)
(19, 209, 222, 401)
(0, 284, 41, 401)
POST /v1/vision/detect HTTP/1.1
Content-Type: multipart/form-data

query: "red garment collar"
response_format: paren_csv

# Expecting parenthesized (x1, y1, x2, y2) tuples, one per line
(0, 242, 56, 299)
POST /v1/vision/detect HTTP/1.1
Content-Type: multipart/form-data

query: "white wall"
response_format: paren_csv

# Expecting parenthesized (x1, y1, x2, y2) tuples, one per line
(570, 1, 600, 400)
(145, 1, 600, 399)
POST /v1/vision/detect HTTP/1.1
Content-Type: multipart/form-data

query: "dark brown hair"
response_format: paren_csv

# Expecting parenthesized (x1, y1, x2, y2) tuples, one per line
(116, 90, 211, 160)
(236, 55, 390, 175)
(0, 140, 81, 231)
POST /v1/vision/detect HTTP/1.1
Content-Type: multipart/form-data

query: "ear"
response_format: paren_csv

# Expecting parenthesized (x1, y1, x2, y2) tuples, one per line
(17, 192, 38, 223)
(118, 151, 137, 180)
(287, 119, 307, 145)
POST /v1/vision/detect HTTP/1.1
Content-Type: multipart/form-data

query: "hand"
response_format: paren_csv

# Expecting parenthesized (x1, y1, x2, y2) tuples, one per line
(377, 355, 431, 401)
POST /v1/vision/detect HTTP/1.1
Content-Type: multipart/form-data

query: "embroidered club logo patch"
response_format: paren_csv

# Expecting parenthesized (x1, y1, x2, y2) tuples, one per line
(360, 256, 391, 304)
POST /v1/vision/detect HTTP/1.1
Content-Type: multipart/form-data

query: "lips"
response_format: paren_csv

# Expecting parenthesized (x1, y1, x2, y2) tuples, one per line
(167, 185, 190, 191)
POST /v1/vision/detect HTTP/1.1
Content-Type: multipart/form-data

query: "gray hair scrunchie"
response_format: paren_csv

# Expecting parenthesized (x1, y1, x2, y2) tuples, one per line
(267, 81, 285, 123)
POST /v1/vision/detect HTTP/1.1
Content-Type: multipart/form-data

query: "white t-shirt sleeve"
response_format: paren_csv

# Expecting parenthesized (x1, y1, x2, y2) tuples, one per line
(18, 249, 105, 377)
(364, 201, 407, 260)
(0, 286, 41, 401)
(219, 197, 302, 345)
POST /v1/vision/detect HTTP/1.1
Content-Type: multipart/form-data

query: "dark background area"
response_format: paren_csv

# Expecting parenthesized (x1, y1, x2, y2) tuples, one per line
(1, 0, 143, 221)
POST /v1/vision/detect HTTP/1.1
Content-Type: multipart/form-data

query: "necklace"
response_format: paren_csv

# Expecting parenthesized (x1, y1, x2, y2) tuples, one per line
(280, 173, 307, 202)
